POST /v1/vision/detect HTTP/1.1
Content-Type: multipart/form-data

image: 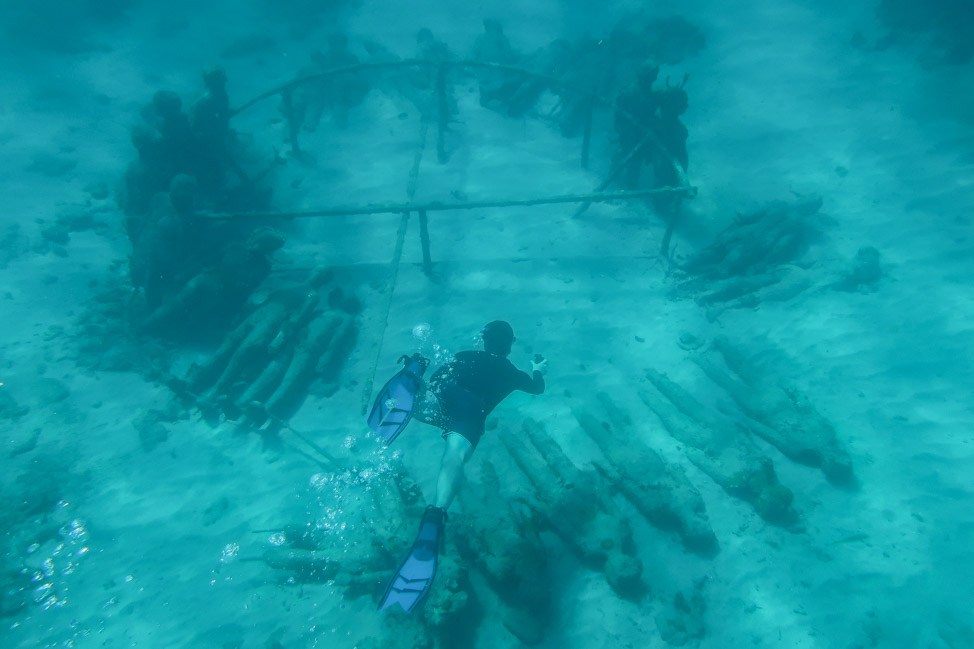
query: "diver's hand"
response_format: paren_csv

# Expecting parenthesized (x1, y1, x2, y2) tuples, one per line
(531, 354, 548, 376)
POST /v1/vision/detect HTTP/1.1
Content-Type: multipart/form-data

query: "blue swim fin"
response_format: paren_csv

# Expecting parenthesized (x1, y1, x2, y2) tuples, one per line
(378, 506, 446, 614)
(367, 353, 429, 445)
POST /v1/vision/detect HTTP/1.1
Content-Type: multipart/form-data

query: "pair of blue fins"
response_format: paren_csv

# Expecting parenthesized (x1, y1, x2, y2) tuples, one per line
(366, 354, 446, 615)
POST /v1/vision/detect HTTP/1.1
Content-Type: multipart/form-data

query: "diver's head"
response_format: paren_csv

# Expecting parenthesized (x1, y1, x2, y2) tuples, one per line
(483, 18, 503, 34)
(202, 66, 227, 90)
(637, 60, 660, 87)
(417, 28, 435, 46)
(246, 227, 286, 255)
(481, 320, 515, 356)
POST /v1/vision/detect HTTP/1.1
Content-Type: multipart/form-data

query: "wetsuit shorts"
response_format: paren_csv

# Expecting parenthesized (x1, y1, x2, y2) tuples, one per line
(416, 384, 487, 447)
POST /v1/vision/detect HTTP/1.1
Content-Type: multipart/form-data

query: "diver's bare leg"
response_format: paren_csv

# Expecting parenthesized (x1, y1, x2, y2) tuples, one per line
(434, 433, 474, 510)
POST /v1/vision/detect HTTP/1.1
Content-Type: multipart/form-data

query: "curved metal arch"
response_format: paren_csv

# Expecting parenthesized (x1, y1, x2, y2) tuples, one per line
(230, 59, 684, 182)
(232, 59, 606, 116)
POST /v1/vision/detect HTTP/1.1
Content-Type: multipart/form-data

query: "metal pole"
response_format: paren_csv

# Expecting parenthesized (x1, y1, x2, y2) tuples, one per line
(660, 209, 680, 258)
(200, 186, 696, 221)
(281, 89, 301, 156)
(580, 96, 594, 169)
(418, 209, 432, 275)
(435, 64, 449, 163)
(360, 211, 411, 415)
(573, 136, 654, 218)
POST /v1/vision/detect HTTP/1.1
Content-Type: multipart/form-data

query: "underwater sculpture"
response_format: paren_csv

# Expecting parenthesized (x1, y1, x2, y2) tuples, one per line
(692, 337, 856, 488)
(189, 67, 234, 194)
(649, 77, 691, 212)
(259, 454, 460, 648)
(453, 461, 551, 645)
(499, 419, 644, 599)
(174, 272, 358, 429)
(544, 36, 607, 138)
(127, 173, 205, 311)
(671, 195, 824, 311)
(830, 245, 884, 293)
(406, 27, 458, 121)
(139, 226, 286, 336)
(262, 452, 558, 646)
(614, 61, 664, 189)
(574, 393, 719, 555)
(701, 264, 815, 320)
(121, 70, 282, 343)
(261, 521, 389, 591)
(470, 19, 521, 111)
(478, 38, 573, 118)
(640, 369, 799, 526)
(121, 89, 195, 217)
(261, 456, 421, 590)
(120, 70, 257, 218)
(285, 33, 369, 134)
(263, 464, 551, 646)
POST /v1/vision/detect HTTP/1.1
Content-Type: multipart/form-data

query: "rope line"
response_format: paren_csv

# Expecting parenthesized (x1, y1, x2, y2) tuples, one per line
(358, 124, 429, 415)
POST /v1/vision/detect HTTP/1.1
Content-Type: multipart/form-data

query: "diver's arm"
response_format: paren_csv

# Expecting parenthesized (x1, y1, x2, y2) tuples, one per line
(528, 370, 545, 394)
(516, 356, 546, 394)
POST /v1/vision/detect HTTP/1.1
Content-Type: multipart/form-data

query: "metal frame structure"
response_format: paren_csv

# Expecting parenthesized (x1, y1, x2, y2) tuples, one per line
(220, 59, 696, 412)
(218, 58, 696, 270)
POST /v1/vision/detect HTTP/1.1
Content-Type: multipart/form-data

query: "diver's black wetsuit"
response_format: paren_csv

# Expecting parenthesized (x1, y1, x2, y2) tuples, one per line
(419, 350, 544, 446)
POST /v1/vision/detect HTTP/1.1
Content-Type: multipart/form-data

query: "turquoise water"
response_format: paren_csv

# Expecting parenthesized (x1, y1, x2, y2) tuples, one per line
(2, 1, 973, 647)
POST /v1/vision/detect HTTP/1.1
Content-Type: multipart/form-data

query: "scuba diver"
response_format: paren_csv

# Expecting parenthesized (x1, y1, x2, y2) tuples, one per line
(366, 320, 547, 613)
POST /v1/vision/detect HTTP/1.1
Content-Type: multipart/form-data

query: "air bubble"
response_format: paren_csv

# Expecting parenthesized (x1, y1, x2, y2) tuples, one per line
(220, 544, 240, 564)
(268, 532, 287, 547)
(412, 323, 431, 339)
(33, 582, 53, 603)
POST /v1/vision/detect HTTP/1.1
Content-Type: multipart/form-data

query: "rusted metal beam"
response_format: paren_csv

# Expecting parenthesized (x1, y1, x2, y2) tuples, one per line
(199, 186, 696, 220)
